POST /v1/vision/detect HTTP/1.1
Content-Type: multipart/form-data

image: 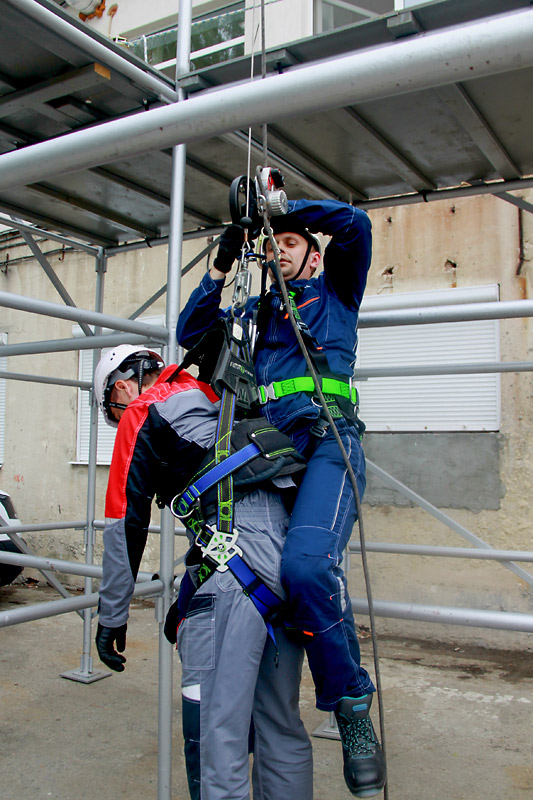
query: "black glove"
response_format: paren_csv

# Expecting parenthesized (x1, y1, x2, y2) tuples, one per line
(213, 224, 245, 274)
(95, 622, 127, 672)
(164, 597, 181, 645)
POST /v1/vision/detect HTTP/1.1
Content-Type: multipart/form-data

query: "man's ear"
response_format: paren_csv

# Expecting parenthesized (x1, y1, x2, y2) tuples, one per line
(114, 379, 138, 401)
(309, 251, 321, 275)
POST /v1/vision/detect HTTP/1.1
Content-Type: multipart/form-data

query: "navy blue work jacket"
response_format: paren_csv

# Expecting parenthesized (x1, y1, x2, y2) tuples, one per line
(176, 199, 372, 434)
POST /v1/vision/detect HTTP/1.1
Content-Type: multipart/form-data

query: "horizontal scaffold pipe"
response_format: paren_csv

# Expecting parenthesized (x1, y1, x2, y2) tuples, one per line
(0, 521, 86, 534)
(349, 543, 533, 561)
(0, 369, 90, 388)
(351, 597, 533, 632)
(358, 176, 533, 210)
(104, 226, 225, 256)
(0, 332, 153, 358)
(0, 213, 100, 254)
(359, 299, 533, 328)
(356, 361, 533, 378)
(0, 290, 168, 340)
(0, 578, 163, 628)
(0, 9, 532, 188)
(0, 550, 104, 579)
(92, 520, 187, 536)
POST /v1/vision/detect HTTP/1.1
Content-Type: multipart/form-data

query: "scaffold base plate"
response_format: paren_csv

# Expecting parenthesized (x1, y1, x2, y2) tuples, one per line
(312, 719, 341, 740)
(60, 668, 111, 684)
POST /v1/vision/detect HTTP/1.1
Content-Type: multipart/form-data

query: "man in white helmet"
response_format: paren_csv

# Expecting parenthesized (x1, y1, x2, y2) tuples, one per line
(94, 345, 312, 800)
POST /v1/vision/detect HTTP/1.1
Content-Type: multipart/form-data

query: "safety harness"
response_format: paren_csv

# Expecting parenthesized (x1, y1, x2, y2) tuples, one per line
(166, 317, 306, 637)
(257, 283, 364, 437)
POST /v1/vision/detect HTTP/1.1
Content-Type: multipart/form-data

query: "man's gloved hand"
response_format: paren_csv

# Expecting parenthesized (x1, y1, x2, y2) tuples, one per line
(164, 598, 180, 645)
(95, 622, 128, 672)
(213, 224, 245, 274)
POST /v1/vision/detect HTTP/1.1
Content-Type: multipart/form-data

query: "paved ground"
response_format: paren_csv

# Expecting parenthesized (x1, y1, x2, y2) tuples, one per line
(1, 580, 532, 800)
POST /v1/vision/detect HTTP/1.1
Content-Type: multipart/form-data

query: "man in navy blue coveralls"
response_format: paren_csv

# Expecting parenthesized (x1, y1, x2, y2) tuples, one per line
(177, 199, 386, 797)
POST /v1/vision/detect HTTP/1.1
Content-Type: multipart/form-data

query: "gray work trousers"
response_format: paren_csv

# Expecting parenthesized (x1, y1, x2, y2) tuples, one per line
(178, 490, 313, 800)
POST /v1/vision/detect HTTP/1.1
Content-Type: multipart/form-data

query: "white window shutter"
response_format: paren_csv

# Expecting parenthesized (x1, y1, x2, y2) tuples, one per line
(77, 349, 117, 464)
(354, 286, 501, 432)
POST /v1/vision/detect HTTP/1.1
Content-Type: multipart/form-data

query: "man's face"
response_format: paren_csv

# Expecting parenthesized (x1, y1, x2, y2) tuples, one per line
(109, 378, 139, 423)
(264, 232, 320, 281)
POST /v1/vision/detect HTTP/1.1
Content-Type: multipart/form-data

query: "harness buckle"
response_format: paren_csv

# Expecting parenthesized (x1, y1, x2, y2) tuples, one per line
(258, 383, 278, 404)
(198, 526, 242, 572)
(309, 417, 330, 438)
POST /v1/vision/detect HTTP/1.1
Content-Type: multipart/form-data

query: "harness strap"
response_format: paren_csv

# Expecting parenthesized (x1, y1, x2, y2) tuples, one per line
(225, 552, 284, 620)
(171, 441, 261, 517)
(257, 376, 358, 405)
(215, 388, 237, 534)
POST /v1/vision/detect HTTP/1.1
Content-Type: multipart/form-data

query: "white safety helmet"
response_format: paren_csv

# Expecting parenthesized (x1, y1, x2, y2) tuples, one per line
(93, 345, 164, 428)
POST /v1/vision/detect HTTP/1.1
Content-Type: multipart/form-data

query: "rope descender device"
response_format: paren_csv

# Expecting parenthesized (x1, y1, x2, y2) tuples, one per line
(228, 167, 288, 309)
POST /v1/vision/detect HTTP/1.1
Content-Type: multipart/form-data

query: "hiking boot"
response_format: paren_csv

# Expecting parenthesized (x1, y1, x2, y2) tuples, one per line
(334, 693, 386, 797)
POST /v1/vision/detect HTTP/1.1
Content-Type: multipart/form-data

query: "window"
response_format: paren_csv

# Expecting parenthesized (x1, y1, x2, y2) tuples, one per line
(354, 286, 501, 432)
(317, 0, 442, 36)
(0, 334, 6, 467)
(75, 318, 164, 465)
(317, 0, 391, 35)
(127, 2, 245, 73)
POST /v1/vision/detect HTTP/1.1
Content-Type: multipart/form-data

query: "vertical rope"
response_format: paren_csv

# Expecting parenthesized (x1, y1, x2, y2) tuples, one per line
(261, 0, 268, 163)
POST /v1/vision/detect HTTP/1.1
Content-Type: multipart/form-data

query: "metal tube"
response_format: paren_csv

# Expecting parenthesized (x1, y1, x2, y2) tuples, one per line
(79, 251, 106, 678)
(0, 521, 86, 534)
(3, 530, 84, 616)
(0, 370, 90, 388)
(359, 299, 533, 328)
(365, 460, 533, 586)
(6, 0, 178, 104)
(349, 543, 533, 561)
(93, 520, 187, 536)
(0, 550, 157, 582)
(350, 597, 533, 632)
(104, 227, 224, 256)
(0, 333, 152, 358)
(0, 290, 168, 339)
(0, 9, 532, 187)
(0, 213, 99, 253)
(0, 549, 156, 581)
(0, 550, 104, 578)
(356, 361, 533, 379)
(156, 1, 193, 794)
(16, 227, 93, 337)
(0, 579, 163, 629)
(129, 236, 219, 320)
(358, 176, 533, 210)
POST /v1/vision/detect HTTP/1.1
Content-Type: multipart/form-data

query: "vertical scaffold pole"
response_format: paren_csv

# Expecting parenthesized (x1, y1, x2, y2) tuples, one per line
(157, 0, 193, 796)
(62, 248, 110, 683)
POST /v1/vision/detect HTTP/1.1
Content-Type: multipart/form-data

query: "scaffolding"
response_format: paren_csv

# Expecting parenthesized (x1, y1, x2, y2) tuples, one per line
(1, 1, 533, 798)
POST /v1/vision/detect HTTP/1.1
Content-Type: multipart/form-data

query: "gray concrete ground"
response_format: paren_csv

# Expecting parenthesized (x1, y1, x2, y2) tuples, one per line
(1, 581, 532, 800)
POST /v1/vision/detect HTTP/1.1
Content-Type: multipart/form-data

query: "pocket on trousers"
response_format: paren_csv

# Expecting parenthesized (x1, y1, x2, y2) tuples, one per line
(177, 593, 216, 671)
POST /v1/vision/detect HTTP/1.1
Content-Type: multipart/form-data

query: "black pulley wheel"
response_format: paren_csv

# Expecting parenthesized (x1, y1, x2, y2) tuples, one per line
(228, 175, 262, 238)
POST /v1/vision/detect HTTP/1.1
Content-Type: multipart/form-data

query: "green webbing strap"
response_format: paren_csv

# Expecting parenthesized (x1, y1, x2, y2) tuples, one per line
(257, 376, 358, 405)
(215, 386, 237, 534)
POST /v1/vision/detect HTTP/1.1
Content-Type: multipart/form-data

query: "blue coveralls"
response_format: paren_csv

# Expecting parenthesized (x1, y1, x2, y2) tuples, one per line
(177, 199, 375, 710)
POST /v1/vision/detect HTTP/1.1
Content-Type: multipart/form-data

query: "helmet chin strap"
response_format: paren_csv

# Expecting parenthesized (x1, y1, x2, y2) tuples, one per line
(292, 240, 313, 281)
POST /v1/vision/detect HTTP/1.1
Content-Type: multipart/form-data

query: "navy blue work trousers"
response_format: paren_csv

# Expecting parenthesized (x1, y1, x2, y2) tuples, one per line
(281, 418, 375, 711)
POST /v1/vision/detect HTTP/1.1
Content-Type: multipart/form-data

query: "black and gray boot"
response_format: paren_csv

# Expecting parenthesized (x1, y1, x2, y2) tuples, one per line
(334, 693, 386, 797)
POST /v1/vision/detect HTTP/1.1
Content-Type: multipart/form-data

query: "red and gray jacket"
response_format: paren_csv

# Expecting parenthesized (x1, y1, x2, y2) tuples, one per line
(99, 365, 220, 627)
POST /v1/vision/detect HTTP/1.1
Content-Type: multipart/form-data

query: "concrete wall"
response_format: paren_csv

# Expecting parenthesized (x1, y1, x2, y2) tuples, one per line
(1, 190, 531, 652)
